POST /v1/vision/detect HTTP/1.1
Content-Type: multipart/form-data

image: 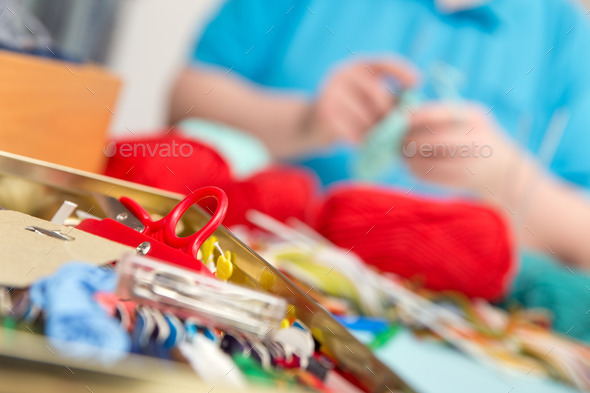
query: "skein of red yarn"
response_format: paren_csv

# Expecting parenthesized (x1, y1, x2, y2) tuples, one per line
(104, 134, 233, 194)
(103, 134, 318, 228)
(103, 135, 233, 214)
(224, 166, 319, 228)
(313, 185, 514, 301)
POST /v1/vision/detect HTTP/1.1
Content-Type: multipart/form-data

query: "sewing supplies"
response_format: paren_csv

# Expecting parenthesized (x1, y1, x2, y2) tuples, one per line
(178, 332, 248, 387)
(243, 216, 590, 391)
(102, 137, 516, 301)
(271, 325, 315, 369)
(313, 184, 514, 300)
(508, 250, 590, 343)
(116, 254, 287, 338)
(77, 186, 228, 274)
(223, 166, 318, 228)
(1, 151, 413, 393)
(104, 135, 234, 195)
(103, 135, 318, 229)
(355, 62, 466, 180)
(247, 210, 385, 316)
(354, 91, 421, 180)
(29, 263, 130, 364)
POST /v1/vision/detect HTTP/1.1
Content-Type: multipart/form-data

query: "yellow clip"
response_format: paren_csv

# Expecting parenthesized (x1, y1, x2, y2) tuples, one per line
(225, 250, 235, 263)
(280, 318, 290, 329)
(216, 252, 233, 281)
(200, 236, 217, 264)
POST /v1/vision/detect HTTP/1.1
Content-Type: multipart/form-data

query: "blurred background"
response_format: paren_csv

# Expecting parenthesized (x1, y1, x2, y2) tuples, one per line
(25, 0, 583, 138)
(16, 0, 590, 136)
(6, 0, 590, 179)
(22, 0, 220, 135)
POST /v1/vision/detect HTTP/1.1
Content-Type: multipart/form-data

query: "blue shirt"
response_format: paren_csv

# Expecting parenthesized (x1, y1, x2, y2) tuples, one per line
(191, 0, 590, 191)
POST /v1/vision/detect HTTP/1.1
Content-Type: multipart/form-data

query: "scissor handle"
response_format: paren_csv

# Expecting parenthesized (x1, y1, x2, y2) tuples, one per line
(120, 186, 228, 258)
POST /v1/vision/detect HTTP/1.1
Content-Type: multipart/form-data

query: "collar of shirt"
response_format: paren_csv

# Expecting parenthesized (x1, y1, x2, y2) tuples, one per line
(425, 0, 507, 31)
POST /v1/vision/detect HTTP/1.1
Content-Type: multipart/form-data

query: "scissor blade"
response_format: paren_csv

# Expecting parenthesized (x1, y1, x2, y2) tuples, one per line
(92, 193, 145, 232)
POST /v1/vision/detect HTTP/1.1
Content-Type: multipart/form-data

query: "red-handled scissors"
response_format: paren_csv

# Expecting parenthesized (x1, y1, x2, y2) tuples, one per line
(77, 186, 228, 275)
(119, 186, 227, 258)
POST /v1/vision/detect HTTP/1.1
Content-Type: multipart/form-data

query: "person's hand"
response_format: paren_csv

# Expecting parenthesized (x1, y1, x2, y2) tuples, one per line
(305, 58, 418, 146)
(403, 102, 533, 197)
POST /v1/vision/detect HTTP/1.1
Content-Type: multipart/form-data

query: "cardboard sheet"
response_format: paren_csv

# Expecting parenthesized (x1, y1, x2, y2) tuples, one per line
(0, 210, 134, 287)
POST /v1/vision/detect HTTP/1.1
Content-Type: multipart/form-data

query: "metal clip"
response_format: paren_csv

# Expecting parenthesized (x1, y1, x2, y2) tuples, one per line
(25, 226, 75, 241)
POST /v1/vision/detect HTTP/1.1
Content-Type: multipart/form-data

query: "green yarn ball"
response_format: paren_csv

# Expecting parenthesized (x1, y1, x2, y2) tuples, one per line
(507, 250, 590, 343)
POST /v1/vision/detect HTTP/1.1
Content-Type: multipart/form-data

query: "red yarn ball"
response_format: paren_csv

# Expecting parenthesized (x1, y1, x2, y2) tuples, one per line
(103, 135, 319, 228)
(224, 166, 319, 227)
(103, 134, 233, 194)
(313, 185, 514, 301)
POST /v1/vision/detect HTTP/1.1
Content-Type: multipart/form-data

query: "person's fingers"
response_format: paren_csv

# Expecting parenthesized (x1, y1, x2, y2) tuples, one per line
(410, 103, 457, 129)
(317, 86, 375, 141)
(409, 102, 480, 131)
(404, 124, 459, 153)
(346, 69, 394, 120)
(330, 112, 362, 143)
(335, 86, 378, 132)
(365, 59, 420, 88)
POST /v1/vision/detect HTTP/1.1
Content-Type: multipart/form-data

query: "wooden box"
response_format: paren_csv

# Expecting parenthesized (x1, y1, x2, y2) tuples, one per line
(0, 50, 120, 173)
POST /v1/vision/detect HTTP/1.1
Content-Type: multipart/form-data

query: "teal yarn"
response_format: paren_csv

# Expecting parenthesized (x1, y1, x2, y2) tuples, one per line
(354, 62, 464, 181)
(354, 91, 421, 180)
(178, 118, 272, 179)
(506, 250, 590, 343)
